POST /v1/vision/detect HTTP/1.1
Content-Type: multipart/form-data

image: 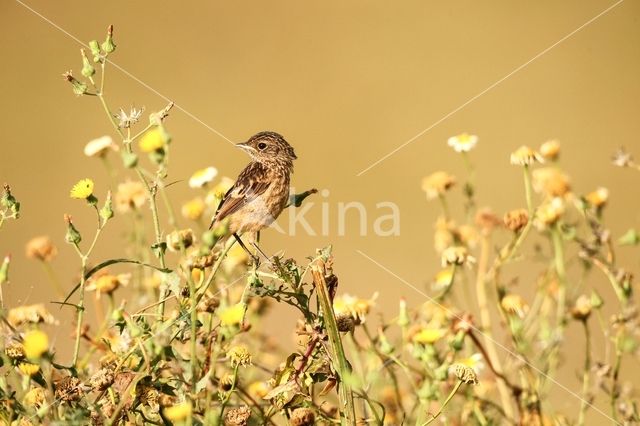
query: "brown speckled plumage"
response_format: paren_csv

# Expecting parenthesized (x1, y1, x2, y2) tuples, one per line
(210, 131, 296, 234)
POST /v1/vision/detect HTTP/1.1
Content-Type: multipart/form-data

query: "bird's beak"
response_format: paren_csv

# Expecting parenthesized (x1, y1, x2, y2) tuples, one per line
(236, 142, 255, 153)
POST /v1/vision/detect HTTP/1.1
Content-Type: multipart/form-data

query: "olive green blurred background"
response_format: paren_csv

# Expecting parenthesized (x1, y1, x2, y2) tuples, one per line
(1, 0, 639, 420)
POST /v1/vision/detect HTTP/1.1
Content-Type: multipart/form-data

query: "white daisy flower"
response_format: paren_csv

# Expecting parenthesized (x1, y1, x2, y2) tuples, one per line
(188, 166, 218, 188)
(84, 135, 118, 157)
(447, 133, 478, 153)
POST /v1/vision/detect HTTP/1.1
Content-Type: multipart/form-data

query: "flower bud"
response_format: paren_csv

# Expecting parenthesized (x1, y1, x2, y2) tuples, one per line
(102, 25, 116, 54)
(590, 290, 604, 309)
(88, 40, 101, 61)
(62, 71, 88, 96)
(397, 298, 409, 327)
(2, 183, 20, 217)
(64, 214, 82, 245)
(378, 327, 393, 355)
(121, 151, 138, 169)
(80, 49, 95, 77)
(100, 191, 114, 222)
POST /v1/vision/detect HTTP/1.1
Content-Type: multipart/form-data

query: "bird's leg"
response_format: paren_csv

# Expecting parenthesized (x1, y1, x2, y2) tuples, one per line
(251, 232, 273, 263)
(233, 233, 260, 266)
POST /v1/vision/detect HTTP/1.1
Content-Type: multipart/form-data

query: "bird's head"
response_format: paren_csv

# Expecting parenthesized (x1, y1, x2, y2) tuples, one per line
(236, 131, 297, 166)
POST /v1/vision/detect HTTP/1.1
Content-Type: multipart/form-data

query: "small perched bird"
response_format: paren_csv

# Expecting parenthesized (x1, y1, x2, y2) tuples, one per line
(209, 131, 297, 260)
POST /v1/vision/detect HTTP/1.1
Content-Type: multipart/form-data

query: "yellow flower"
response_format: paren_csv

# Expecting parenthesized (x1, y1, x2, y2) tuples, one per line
(70, 178, 94, 199)
(115, 180, 147, 212)
(447, 133, 478, 153)
(510, 146, 543, 166)
(219, 303, 246, 326)
(223, 243, 250, 273)
(181, 197, 206, 221)
(532, 167, 571, 198)
(18, 362, 40, 377)
(228, 345, 252, 367)
(7, 304, 57, 327)
(188, 166, 218, 188)
(206, 176, 235, 208)
(163, 402, 192, 422)
(248, 381, 271, 399)
(138, 127, 166, 153)
(535, 197, 564, 228)
(585, 187, 609, 208)
(23, 387, 46, 408)
(457, 353, 485, 374)
(412, 328, 446, 344)
(421, 171, 456, 200)
(433, 268, 454, 290)
(539, 140, 560, 160)
(84, 135, 118, 157)
(501, 294, 529, 318)
(25, 236, 57, 262)
(23, 330, 49, 359)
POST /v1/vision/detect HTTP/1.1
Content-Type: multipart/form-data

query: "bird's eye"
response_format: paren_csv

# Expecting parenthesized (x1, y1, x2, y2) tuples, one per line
(257, 142, 267, 150)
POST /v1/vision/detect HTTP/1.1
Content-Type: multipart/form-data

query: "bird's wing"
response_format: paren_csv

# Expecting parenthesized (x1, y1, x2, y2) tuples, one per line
(210, 164, 271, 228)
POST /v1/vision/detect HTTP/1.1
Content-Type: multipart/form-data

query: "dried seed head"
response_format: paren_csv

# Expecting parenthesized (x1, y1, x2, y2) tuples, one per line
(55, 376, 84, 403)
(228, 345, 252, 367)
(452, 363, 478, 385)
(89, 367, 115, 392)
(290, 407, 315, 426)
(504, 209, 529, 233)
(5, 342, 25, 360)
(335, 313, 355, 332)
(224, 406, 251, 426)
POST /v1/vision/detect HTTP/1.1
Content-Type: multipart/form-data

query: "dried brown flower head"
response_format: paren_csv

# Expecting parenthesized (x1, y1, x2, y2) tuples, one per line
(7, 304, 57, 327)
(571, 295, 592, 321)
(532, 167, 571, 198)
(421, 171, 457, 200)
(89, 367, 115, 392)
(504, 209, 529, 233)
(452, 363, 478, 385)
(225, 406, 251, 426)
(335, 313, 356, 332)
(290, 407, 315, 426)
(55, 376, 84, 403)
(5, 342, 25, 360)
(25, 236, 57, 262)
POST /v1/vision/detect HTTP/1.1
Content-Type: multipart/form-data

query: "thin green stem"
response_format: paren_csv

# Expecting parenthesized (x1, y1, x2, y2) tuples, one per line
(577, 320, 592, 426)
(423, 380, 463, 425)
